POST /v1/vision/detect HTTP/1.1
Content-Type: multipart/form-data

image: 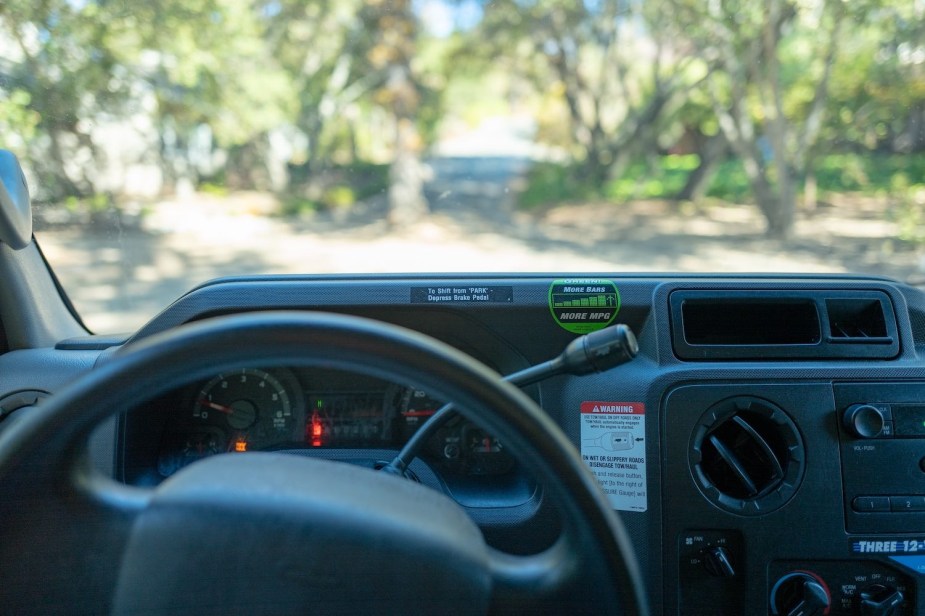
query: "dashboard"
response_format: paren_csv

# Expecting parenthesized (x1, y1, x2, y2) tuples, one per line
(4, 272, 925, 614)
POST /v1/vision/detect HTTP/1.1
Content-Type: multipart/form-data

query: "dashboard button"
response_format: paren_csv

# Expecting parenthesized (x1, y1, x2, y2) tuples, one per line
(853, 496, 891, 512)
(881, 421, 894, 437)
(844, 404, 887, 438)
(890, 496, 925, 512)
(872, 404, 893, 421)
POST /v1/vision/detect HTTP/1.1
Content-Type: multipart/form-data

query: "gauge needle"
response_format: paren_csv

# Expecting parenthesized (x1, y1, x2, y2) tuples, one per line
(198, 399, 234, 415)
(401, 410, 437, 417)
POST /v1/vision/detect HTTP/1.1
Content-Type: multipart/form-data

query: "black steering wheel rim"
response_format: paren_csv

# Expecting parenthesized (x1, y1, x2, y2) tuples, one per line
(0, 311, 647, 615)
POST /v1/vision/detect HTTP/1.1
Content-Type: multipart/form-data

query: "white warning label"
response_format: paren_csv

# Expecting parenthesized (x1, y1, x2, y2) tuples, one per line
(580, 401, 647, 512)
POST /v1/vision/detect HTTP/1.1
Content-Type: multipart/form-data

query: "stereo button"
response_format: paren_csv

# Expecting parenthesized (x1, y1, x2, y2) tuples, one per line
(890, 496, 925, 512)
(853, 496, 891, 512)
(844, 404, 888, 439)
(881, 421, 894, 437)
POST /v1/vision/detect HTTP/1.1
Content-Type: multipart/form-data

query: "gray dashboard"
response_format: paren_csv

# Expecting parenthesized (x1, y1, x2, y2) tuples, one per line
(2, 272, 925, 615)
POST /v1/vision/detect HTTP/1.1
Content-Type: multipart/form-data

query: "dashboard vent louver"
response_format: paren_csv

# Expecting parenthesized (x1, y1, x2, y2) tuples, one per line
(690, 397, 805, 515)
(702, 414, 784, 499)
(670, 290, 900, 360)
(825, 298, 889, 340)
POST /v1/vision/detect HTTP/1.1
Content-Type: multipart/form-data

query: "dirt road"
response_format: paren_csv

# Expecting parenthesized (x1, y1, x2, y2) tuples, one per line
(35, 148, 925, 333)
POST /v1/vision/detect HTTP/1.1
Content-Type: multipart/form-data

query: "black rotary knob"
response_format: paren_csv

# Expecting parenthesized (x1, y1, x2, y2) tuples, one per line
(770, 572, 831, 616)
(859, 584, 904, 616)
(843, 404, 886, 439)
(702, 546, 735, 577)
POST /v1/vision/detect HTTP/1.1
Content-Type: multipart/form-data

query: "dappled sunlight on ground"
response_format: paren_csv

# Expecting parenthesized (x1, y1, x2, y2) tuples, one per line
(36, 189, 924, 334)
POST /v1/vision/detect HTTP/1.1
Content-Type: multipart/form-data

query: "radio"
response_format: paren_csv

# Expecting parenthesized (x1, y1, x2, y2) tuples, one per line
(843, 403, 925, 439)
(837, 384, 925, 534)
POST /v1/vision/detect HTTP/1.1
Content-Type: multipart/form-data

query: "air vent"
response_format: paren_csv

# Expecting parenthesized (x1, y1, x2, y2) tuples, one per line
(690, 397, 805, 515)
(682, 299, 819, 346)
(826, 298, 888, 340)
(670, 289, 900, 360)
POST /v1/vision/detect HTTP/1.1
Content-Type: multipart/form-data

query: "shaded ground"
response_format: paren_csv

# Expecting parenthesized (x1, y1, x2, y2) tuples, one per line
(35, 153, 925, 333)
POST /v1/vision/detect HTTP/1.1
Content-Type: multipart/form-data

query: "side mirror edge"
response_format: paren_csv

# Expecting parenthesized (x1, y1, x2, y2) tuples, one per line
(0, 150, 33, 250)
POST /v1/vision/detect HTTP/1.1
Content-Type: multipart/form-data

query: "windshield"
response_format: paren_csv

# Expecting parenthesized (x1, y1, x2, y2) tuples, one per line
(2, 0, 923, 333)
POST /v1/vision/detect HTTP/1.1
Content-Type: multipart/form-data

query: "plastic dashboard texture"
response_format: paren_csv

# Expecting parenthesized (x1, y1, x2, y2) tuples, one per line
(17, 272, 925, 614)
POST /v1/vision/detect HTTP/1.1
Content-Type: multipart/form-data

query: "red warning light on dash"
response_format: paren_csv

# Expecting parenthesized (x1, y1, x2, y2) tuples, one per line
(580, 402, 645, 415)
(308, 410, 324, 447)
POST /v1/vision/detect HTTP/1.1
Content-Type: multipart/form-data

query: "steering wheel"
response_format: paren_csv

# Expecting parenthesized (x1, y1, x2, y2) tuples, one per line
(0, 312, 647, 615)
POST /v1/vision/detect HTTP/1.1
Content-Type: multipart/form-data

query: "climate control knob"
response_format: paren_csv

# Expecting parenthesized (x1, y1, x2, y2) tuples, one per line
(770, 571, 831, 616)
(702, 546, 735, 577)
(843, 404, 887, 439)
(859, 584, 904, 616)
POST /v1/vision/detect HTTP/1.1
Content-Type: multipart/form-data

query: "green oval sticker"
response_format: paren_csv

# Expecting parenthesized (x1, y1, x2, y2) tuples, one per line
(548, 279, 620, 334)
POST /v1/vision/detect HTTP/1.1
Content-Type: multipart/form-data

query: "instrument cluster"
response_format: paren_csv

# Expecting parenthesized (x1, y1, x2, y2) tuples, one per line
(155, 367, 515, 478)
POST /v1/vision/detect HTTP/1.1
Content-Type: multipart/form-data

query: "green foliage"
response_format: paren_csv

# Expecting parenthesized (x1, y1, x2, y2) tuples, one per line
(282, 162, 388, 215)
(604, 156, 700, 202)
(0, 90, 39, 157)
(3, 0, 924, 233)
(703, 161, 752, 202)
(280, 195, 320, 217)
(520, 153, 925, 208)
(62, 193, 113, 213)
(198, 182, 230, 197)
(895, 188, 925, 246)
(323, 186, 355, 209)
(346, 162, 389, 201)
(518, 163, 599, 208)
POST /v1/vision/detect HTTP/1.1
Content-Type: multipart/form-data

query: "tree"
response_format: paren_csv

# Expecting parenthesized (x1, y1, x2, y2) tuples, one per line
(475, 0, 706, 187)
(0, 0, 298, 196)
(133, 0, 296, 191)
(0, 0, 133, 197)
(822, 0, 925, 155)
(264, 1, 365, 172)
(667, 0, 846, 237)
(361, 0, 429, 226)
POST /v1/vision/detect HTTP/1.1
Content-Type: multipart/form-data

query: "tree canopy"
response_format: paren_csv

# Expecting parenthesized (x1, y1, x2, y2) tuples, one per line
(0, 0, 922, 236)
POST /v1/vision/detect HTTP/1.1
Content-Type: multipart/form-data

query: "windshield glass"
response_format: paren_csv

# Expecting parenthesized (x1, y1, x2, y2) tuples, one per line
(2, 0, 923, 332)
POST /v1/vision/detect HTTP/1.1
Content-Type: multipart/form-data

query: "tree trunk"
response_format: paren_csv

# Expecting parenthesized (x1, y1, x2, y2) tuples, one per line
(364, 0, 428, 227)
(751, 170, 795, 238)
(736, 144, 795, 238)
(47, 128, 88, 199)
(677, 134, 727, 202)
(387, 117, 428, 226)
(578, 147, 611, 187)
(803, 156, 818, 212)
(226, 136, 275, 191)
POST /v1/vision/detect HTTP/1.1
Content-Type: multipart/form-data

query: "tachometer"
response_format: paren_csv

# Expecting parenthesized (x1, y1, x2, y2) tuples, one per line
(193, 369, 294, 436)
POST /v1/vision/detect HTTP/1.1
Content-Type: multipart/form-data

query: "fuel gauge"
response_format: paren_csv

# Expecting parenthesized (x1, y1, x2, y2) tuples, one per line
(395, 387, 444, 442)
(461, 425, 515, 476)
